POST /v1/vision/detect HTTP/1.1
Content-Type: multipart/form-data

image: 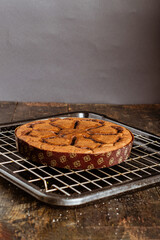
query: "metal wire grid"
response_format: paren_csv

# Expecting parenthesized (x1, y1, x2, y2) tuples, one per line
(0, 124, 160, 199)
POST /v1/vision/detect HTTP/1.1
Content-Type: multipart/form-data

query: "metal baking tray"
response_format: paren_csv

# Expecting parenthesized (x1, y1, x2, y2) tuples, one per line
(0, 112, 160, 206)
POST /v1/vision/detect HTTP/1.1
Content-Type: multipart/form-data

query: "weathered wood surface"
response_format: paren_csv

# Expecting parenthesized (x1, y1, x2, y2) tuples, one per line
(0, 102, 160, 240)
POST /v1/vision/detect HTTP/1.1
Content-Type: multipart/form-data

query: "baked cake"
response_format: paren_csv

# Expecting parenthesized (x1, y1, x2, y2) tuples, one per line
(15, 117, 134, 169)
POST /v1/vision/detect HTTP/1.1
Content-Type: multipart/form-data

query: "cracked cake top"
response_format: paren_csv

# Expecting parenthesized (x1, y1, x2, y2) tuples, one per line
(15, 117, 133, 154)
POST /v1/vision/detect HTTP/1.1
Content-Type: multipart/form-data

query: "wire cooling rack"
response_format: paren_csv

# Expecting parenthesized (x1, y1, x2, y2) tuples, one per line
(0, 112, 160, 206)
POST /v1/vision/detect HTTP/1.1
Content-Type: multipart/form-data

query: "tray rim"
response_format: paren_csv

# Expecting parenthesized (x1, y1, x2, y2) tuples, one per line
(0, 111, 160, 206)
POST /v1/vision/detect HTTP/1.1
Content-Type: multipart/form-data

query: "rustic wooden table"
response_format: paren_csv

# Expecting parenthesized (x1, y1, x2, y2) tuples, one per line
(0, 102, 160, 240)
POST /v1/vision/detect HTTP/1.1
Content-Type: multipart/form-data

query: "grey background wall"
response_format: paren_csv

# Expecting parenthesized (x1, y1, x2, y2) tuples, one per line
(0, 0, 160, 104)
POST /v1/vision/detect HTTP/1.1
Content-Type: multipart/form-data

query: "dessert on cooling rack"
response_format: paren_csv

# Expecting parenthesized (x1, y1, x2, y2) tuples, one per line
(15, 117, 134, 169)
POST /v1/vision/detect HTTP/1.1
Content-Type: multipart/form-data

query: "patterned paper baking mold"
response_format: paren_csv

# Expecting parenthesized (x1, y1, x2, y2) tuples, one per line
(15, 137, 133, 170)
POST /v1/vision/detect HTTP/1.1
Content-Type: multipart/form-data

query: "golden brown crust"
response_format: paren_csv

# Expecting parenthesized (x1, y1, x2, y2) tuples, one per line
(15, 117, 133, 154)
